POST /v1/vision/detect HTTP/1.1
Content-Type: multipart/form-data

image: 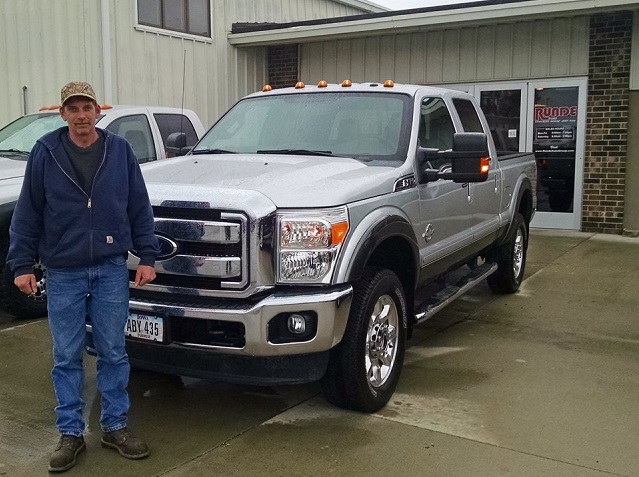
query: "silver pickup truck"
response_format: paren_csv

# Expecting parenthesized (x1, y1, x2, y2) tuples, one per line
(89, 81, 536, 412)
(0, 106, 205, 318)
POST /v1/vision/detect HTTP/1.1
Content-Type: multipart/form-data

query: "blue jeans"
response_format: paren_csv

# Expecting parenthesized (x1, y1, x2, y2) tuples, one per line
(47, 255, 130, 436)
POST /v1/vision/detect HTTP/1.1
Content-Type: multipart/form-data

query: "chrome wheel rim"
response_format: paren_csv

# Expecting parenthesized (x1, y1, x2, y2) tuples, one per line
(513, 227, 524, 279)
(365, 294, 399, 389)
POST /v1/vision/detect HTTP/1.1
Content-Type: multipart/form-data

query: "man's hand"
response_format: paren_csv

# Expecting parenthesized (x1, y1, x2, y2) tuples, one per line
(134, 265, 156, 287)
(15, 274, 37, 295)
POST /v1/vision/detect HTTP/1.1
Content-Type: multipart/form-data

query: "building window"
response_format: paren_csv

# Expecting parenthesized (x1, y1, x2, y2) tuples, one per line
(138, 0, 210, 37)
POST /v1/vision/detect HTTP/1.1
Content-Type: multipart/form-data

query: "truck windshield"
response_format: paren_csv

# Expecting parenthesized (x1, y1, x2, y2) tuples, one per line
(193, 92, 412, 164)
(0, 113, 66, 159)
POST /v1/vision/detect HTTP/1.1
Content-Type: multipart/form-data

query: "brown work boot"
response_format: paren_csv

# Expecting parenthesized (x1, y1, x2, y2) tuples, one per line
(48, 435, 86, 472)
(101, 427, 149, 459)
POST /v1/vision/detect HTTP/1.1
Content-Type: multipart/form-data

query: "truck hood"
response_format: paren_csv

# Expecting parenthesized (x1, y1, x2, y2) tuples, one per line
(141, 154, 402, 208)
(0, 156, 28, 181)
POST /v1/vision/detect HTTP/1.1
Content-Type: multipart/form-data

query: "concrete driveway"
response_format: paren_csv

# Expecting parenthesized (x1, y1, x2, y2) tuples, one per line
(1, 230, 638, 477)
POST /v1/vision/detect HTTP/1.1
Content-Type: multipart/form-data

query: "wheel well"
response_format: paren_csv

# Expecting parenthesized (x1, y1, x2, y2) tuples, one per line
(518, 187, 534, 225)
(365, 236, 416, 306)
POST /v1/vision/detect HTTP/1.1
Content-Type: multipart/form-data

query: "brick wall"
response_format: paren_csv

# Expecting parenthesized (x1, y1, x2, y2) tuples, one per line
(268, 45, 299, 89)
(583, 12, 632, 233)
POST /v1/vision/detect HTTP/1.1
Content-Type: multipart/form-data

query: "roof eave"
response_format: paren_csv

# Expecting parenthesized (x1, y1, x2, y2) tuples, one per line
(228, 0, 639, 46)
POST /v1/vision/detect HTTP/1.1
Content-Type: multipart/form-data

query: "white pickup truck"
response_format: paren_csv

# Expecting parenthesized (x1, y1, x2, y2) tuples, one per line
(0, 105, 206, 318)
(99, 81, 537, 412)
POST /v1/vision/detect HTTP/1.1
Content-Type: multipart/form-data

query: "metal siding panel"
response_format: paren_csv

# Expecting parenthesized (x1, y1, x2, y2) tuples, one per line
(442, 30, 460, 83)
(364, 37, 380, 81)
(531, 20, 552, 77)
(409, 33, 426, 85)
(570, 16, 590, 75)
(350, 38, 366, 82)
(426, 31, 444, 84)
(380, 36, 396, 82)
(494, 23, 514, 79)
(512, 21, 532, 78)
(394, 34, 411, 83)
(460, 27, 479, 81)
(550, 18, 573, 76)
(322, 41, 338, 83)
(336, 39, 352, 82)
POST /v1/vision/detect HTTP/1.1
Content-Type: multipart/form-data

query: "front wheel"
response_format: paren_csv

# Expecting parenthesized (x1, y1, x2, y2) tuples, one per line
(487, 213, 528, 294)
(321, 267, 407, 412)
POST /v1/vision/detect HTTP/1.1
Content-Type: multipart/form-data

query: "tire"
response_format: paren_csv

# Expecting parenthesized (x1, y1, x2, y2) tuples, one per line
(0, 244, 48, 319)
(487, 212, 528, 294)
(321, 267, 407, 412)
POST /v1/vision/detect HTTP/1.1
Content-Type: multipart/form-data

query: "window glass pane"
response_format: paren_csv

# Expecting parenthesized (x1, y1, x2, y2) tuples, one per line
(0, 114, 65, 155)
(188, 0, 210, 35)
(453, 98, 483, 133)
(104, 115, 157, 163)
(154, 113, 199, 157)
(138, 0, 161, 26)
(195, 93, 411, 164)
(479, 90, 522, 153)
(419, 97, 455, 153)
(164, 0, 185, 32)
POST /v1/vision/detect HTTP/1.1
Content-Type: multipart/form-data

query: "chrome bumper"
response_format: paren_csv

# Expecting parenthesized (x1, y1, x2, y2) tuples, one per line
(125, 285, 353, 357)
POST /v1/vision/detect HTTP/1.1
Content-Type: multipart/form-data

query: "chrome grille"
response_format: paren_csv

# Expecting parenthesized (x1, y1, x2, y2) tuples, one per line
(138, 206, 249, 293)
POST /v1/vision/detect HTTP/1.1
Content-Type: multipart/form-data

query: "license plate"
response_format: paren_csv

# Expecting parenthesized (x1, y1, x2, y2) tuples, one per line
(125, 312, 164, 342)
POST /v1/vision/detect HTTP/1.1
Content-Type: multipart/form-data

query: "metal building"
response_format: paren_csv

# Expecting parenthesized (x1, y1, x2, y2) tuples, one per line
(0, 0, 385, 127)
(228, 0, 639, 234)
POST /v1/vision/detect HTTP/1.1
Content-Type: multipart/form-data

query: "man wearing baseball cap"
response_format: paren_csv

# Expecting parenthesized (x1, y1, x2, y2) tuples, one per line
(7, 81, 159, 472)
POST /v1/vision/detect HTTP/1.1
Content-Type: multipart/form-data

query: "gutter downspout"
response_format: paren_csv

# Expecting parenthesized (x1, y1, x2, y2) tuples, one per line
(101, 0, 113, 104)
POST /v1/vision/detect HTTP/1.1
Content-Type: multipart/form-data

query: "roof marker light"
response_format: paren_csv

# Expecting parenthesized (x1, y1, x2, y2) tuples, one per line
(317, 80, 328, 88)
(341, 80, 352, 87)
(383, 80, 395, 88)
(295, 81, 305, 89)
(262, 84, 273, 92)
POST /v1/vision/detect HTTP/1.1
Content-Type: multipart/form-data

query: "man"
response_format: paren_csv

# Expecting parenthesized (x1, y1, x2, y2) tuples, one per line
(7, 81, 159, 472)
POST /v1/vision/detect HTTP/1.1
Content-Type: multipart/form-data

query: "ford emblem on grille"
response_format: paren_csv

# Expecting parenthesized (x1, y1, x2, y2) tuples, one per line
(155, 235, 179, 260)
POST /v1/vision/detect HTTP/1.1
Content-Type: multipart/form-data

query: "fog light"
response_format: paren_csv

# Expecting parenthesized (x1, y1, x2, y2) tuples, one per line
(287, 314, 307, 334)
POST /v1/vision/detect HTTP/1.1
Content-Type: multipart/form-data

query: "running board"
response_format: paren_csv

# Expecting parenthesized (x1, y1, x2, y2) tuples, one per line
(414, 262, 498, 325)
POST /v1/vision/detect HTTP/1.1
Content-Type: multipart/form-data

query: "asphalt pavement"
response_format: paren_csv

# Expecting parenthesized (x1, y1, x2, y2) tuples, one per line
(1, 230, 638, 477)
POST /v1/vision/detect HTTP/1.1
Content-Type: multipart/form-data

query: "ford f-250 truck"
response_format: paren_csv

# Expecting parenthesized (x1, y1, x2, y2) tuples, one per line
(87, 81, 536, 412)
(0, 106, 205, 318)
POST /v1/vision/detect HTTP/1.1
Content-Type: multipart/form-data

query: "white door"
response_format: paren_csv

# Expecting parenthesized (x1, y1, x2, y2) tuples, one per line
(449, 79, 587, 230)
(526, 78, 587, 230)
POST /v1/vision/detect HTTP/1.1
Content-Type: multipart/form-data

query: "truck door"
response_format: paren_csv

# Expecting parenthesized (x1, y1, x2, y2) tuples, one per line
(452, 98, 501, 246)
(414, 96, 473, 278)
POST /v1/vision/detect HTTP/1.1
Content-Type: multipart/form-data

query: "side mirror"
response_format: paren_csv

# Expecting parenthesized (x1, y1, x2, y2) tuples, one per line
(419, 133, 490, 183)
(165, 132, 191, 157)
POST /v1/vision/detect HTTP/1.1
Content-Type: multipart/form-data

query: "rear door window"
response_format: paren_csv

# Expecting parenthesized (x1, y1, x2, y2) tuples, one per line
(154, 114, 199, 157)
(104, 114, 157, 163)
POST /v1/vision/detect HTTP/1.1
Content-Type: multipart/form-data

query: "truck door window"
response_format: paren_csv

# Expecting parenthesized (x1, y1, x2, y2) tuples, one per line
(104, 115, 157, 163)
(453, 98, 484, 133)
(153, 113, 199, 157)
(419, 97, 455, 169)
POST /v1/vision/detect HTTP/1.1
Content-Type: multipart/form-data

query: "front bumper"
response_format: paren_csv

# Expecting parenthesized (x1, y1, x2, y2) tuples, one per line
(85, 285, 353, 384)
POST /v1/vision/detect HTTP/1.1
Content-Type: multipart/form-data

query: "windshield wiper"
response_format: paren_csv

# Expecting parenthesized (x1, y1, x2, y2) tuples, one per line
(256, 149, 335, 157)
(0, 148, 29, 155)
(191, 148, 236, 155)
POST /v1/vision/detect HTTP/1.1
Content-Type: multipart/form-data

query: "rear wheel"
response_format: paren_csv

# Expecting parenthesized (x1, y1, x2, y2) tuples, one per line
(487, 213, 528, 294)
(321, 267, 407, 412)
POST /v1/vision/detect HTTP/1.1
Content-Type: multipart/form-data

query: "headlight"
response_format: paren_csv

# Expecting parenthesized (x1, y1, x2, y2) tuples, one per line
(276, 207, 349, 284)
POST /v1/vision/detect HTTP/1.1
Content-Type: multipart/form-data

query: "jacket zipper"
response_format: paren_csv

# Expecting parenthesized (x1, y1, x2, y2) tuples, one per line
(49, 135, 109, 263)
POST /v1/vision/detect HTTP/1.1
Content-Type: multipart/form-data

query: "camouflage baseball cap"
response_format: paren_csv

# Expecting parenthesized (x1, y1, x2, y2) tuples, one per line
(60, 81, 97, 105)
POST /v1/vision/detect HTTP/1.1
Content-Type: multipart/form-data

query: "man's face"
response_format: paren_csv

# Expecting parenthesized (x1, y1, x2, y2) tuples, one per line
(60, 98, 101, 137)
